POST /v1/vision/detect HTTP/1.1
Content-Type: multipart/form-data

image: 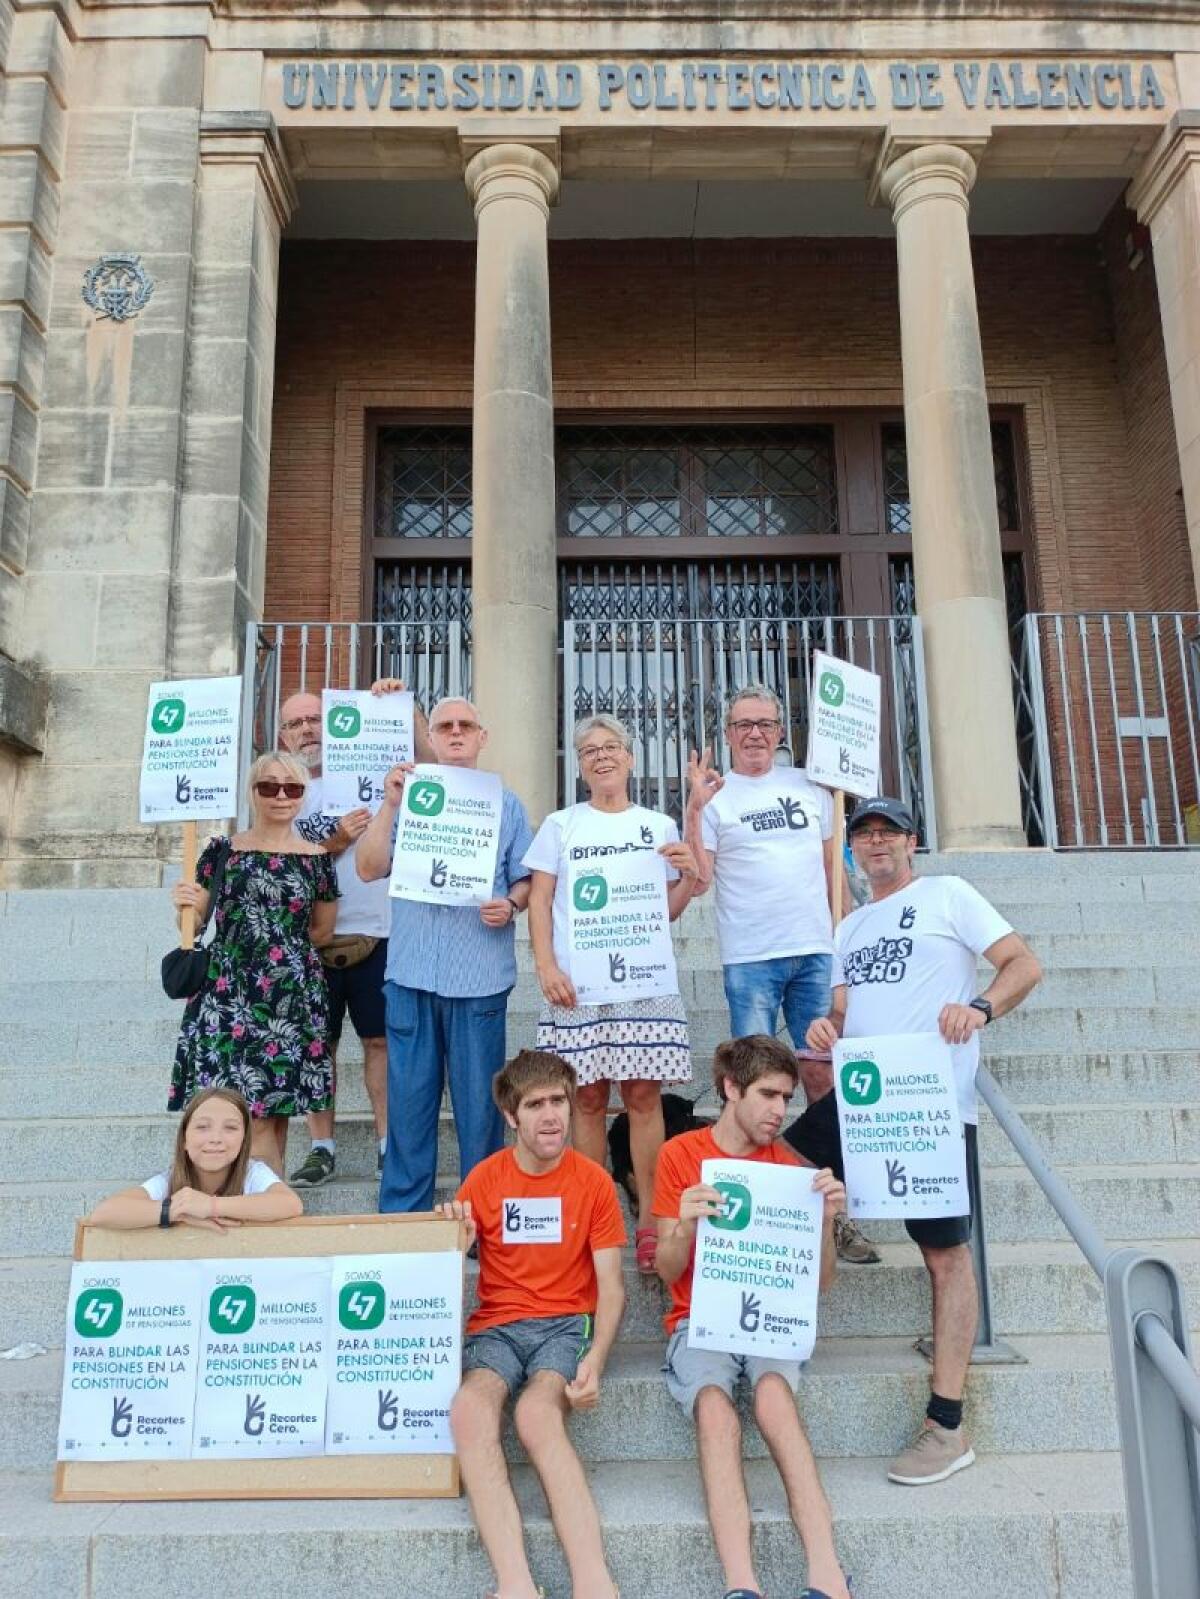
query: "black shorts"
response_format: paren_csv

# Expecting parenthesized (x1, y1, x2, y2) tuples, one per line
(325, 937, 388, 1045)
(784, 1093, 975, 1249)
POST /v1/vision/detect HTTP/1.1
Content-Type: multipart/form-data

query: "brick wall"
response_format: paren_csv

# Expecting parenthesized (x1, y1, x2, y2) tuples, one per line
(266, 232, 1195, 624)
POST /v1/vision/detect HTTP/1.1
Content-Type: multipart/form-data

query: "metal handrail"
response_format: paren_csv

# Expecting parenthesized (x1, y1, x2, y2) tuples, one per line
(975, 1063, 1200, 1598)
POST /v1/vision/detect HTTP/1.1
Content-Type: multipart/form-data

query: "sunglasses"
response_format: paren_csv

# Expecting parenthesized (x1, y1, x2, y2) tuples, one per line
(254, 780, 306, 800)
(433, 719, 480, 733)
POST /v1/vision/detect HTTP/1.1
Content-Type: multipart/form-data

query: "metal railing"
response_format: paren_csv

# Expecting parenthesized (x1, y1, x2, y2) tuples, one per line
(974, 1064, 1200, 1597)
(239, 619, 469, 780)
(563, 614, 937, 839)
(1014, 611, 1200, 848)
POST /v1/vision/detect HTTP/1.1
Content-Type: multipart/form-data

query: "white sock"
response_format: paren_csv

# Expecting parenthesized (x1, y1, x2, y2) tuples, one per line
(312, 1139, 335, 1156)
(379, 1137, 387, 1154)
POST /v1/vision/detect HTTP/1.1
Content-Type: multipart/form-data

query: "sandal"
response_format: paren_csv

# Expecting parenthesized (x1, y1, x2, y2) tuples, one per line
(635, 1226, 658, 1274)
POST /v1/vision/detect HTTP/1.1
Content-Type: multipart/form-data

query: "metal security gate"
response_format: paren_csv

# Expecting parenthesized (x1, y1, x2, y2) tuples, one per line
(563, 613, 935, 842)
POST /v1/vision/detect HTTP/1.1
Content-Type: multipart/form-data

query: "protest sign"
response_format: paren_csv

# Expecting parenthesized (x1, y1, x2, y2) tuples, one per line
(805, 651, 881, 801)
(688, 1159, 824, 1363)
(320, 689, 415, 815)
(326, 1252, 462, 1454)
(389, 764, 503, 906)
(193, 1257, 331, 1459)
(567, 849, 678, 1005)
(833, 1032, 969, 1220)
(139, 676, 242, 823)
(58, 1260, 203, 1462)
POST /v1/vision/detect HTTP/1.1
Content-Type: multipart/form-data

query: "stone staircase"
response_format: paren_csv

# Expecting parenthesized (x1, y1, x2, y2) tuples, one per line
(2, 851, 1199, 1598)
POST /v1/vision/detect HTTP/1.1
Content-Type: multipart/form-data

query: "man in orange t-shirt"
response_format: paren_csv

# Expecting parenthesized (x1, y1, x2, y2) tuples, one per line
(439, 1048, 625, 1599)
(652, 1034, 849, 1599)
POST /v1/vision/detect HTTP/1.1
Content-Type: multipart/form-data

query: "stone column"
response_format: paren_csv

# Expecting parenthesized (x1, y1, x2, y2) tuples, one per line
(173, 112, 295, 678)
(1129, 112, 1200, 601)
(878, 142, 1025, 850)
(463, 140, 559, 826)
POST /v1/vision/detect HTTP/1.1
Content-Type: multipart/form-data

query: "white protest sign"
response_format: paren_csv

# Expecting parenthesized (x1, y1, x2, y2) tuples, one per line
(688, 1159, 823, 1363)
(326, 1253, 462, 1454)
(389, 764, 503, 906)
(139, 676, 242, 822)
(193, 1258, 331, 1459)
(567, 850, 679, 1005)
(833, 1032, 969, 1220)
(805, 651, 881, 800)
(320, 689, 415, 816)
(58, 1260, 203, 1462)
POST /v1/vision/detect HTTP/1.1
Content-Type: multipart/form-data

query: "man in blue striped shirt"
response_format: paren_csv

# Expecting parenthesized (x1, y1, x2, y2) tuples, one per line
(358, 690, 535, 1212)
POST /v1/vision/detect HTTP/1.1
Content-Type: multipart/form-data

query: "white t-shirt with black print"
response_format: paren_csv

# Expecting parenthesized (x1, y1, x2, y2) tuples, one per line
(523, 803, 681, 975)
(700, 767, 834, 965)
(832, 875, 1013, 1125)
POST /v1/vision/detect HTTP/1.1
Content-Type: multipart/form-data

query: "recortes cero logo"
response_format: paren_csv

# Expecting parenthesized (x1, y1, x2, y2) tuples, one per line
(407, 777, 446, 817)
(208, 1285, 257, 1335)
(710, 1180, 753, 1233)
(818, 671, 845, 708)
(339, 1281, 386, 1331)
(840, 1059, 882, 1107)
(75, 1286, 123, 1339)
(326, 704, 362, 739)
(150, 696, 186, 734)
(573, 871, 608, 912)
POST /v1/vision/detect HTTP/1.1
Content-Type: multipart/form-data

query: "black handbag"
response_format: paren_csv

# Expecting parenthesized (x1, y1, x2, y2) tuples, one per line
(160, 839, 232, 1000)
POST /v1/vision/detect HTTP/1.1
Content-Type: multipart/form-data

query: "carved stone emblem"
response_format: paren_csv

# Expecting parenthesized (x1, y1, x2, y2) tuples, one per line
(81, 254, 155, 323)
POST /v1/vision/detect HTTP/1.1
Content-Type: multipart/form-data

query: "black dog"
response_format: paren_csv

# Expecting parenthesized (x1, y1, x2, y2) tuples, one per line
(608, 1092, 709, 1205)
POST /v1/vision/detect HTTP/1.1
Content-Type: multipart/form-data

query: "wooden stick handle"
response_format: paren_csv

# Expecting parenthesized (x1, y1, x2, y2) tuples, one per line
(180, 819, 197, 950)
(831, 790, 846, 928)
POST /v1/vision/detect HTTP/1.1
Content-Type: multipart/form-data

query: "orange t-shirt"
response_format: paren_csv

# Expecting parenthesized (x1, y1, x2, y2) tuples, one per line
(458, 1147, 627, 1335)
(651, 1125, 803, 1335)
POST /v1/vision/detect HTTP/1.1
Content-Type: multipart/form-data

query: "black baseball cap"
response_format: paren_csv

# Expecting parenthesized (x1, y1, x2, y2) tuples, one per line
(847, 796, 916, 835)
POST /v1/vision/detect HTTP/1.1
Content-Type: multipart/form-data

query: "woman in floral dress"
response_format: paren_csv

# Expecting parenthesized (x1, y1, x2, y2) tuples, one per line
(168, 751, 339, 1173)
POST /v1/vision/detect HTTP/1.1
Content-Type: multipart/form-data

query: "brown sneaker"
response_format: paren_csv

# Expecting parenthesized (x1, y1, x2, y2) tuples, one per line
(888, 1420, 976, 1485)
(833, 1213, 881, 1264)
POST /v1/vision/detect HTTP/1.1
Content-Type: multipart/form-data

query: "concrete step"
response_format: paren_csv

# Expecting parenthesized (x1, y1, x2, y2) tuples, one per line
(0, 1450, 1130, 1599)
(3, 1163, 1198, 1259)
(3, 999, 1198, 1077)
(6, 1240, 1199, 1354)
(5, 1100, 1196, 1187)
(0, 1333, 1142, 1474)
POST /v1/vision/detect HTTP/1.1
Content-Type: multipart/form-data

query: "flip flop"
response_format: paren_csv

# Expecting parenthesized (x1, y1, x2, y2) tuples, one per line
(635, 1226, 658, 1273)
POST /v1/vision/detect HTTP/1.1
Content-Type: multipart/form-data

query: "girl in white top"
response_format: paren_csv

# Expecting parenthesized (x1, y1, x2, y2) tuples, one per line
(87, 1087, 303, 1231)
(524, 714, 700, 1273)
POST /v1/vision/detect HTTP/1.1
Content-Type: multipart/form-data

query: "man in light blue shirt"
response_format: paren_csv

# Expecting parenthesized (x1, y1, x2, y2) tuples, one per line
(358, 691, 534, 1212)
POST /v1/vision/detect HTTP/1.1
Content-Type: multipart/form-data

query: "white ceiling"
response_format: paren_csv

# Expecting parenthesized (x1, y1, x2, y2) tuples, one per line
(286, 176, 1127, 241)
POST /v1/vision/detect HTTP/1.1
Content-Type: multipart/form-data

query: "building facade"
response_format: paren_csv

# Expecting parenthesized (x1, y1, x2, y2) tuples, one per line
(0, 0, 1198, 884)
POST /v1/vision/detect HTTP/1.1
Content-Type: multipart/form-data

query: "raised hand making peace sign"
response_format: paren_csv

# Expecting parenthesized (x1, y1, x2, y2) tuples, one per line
(686, 746, 725, 811)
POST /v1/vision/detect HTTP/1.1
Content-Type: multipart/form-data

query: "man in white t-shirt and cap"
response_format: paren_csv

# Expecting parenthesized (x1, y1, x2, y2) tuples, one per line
(686, 681, 879, 1264)
(807, 794, 1042, 1487)
(279, 687, 431, 1189)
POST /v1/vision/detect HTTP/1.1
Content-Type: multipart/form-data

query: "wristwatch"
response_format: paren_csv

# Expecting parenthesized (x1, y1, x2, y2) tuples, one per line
(506, 895, 521, 916)
(968, 997, 993, 1025)
(159, 1197, 173, 1228)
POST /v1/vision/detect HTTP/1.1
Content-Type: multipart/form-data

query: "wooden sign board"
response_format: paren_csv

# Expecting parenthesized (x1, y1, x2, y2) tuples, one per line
(55, 1212, 464, 1503)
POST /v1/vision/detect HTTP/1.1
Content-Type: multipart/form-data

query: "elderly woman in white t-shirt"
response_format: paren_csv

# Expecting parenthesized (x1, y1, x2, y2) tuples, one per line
(524, 714, 700, 1273)
(87, 1088, 302, 1232)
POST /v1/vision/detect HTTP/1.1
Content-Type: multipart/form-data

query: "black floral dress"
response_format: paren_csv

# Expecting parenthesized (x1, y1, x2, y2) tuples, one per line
(168, 841, 339, 1119)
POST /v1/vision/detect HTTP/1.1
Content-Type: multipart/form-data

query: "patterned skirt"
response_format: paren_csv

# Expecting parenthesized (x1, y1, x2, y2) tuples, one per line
(535, 993, 692, 1086)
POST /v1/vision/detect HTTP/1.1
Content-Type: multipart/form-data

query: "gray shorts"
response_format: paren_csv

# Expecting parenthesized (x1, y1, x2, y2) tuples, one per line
(663, 1320, 801, 1415)
(463, 1313, 593, 1401)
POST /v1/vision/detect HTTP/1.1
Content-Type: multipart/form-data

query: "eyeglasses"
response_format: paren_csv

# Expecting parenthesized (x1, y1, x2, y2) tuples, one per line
(280, 714, 321, 733)
(578, 741, 627, 763)
(852, 826, 907, 843)
(433, 718, 480, 734)
(728, 718, 781, 735)
(254, 781, 306, 800)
